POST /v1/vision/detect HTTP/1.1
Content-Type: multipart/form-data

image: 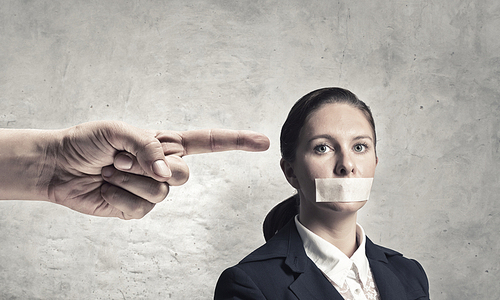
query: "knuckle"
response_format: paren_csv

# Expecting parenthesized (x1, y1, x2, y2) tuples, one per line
(139, 139, 163, 158)
(102, 184, 117, 201)
(101, 183, 154, 219)
(120, 172, 131, 184)
(169, 169, 189, 186)
(147, 182, 169, 203)
(129, 202, 154, 219)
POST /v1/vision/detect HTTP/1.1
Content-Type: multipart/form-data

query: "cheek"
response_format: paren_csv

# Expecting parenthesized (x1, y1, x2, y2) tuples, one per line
(358, 158, 377, 177)
(300, 156, 332, 179)
(303, 157, 331, 176)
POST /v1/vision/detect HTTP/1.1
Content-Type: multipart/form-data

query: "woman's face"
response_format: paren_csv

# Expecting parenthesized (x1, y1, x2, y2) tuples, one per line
(282, 103, 378, 213)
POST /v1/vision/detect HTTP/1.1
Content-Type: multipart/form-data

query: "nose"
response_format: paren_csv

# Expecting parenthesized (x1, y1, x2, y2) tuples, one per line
(334, 150, 355, 177)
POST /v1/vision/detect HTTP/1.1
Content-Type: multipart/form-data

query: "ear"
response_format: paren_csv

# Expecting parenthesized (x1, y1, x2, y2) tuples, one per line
(280, 158, 300, 190)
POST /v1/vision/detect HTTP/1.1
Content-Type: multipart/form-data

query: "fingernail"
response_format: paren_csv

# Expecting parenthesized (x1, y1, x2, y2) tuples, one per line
(102, 167, 115, 178)
(115, 154, 133, 170)
(153, 160, 171, 178)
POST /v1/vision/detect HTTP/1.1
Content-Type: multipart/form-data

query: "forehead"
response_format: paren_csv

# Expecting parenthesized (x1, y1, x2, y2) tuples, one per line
(300, 103, 374, 139)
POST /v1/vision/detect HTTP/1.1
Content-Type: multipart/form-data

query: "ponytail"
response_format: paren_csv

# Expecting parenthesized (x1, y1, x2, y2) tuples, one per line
(262, 195, 299, 241)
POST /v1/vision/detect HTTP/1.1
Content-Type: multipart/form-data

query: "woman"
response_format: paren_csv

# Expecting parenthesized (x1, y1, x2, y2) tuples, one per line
(214, 88, 430, 300)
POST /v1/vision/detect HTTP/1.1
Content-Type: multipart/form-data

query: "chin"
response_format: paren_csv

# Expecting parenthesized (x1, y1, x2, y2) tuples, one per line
(319, 200, 367, 213)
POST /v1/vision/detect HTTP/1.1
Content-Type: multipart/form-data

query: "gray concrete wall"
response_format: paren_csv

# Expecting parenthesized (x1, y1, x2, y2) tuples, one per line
(1, 0, 499, 299)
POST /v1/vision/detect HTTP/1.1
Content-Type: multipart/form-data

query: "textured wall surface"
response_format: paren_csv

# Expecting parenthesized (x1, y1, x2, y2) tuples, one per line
(1, 0, 499, 299)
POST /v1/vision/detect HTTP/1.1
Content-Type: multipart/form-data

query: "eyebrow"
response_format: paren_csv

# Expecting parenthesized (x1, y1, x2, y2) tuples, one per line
(307, 134, 374, 144)
(353, 135, 374, 142)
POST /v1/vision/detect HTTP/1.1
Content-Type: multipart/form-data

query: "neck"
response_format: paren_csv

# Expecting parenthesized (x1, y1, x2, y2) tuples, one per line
(299, 199, 359, 257)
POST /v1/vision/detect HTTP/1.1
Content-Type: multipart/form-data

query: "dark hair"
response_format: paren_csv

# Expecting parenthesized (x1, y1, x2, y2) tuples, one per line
(263, 87, 376, 241)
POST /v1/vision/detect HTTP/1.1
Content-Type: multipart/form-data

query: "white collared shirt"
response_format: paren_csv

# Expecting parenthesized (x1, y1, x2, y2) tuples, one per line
(294, 216, 380, 300)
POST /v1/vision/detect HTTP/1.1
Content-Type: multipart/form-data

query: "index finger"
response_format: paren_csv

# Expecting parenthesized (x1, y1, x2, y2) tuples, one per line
(179, 129, 270, 155)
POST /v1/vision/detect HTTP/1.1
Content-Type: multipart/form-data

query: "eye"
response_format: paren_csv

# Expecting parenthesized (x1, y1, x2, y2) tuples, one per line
(314, 144, 331, 154)
(353, 143, 367, 153)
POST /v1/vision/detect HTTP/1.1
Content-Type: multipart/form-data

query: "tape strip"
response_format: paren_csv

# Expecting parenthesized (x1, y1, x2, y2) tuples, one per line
(315, 178, 373, 202)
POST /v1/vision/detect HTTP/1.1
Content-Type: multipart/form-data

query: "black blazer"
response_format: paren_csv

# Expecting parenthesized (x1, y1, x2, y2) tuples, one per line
(215, 220, 429, 300)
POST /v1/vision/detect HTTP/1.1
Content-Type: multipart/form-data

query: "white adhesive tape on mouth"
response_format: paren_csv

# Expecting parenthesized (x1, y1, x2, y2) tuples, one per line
(315, 178, 374, 202)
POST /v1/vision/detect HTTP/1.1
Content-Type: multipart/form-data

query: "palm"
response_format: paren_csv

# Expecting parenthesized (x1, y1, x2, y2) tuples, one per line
(50, 125, 127, 218)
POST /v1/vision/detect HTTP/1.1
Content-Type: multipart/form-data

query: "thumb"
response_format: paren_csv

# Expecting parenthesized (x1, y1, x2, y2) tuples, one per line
(137, 139, 172, 179)
(100, 121, 171, 181)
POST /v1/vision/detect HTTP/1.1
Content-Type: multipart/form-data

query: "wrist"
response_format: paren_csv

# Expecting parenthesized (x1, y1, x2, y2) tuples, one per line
(0, 128, 61, 201)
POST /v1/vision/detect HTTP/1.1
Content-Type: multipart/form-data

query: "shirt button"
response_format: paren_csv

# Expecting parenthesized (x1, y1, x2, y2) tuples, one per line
(355, 288, 361, 294)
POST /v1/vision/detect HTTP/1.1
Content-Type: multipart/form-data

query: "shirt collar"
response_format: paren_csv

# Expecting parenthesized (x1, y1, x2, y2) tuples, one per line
(294, 215, 370, 287)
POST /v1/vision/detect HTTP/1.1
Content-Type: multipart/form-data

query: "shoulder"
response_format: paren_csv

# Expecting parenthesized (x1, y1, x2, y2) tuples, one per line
(214, 244, 294, 300)
(214, 221, 303, 299)
(367, 238, 427, 277)
(215, 265, 267, 300)
(366, 237, 430, 299)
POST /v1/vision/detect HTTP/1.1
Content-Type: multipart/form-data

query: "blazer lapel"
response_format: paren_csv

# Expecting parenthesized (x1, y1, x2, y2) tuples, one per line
(283, 220, 345, 300)
(288, 266, 345, 300)
(369, 258, 407, 299)
(366, 238, 407, 300)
